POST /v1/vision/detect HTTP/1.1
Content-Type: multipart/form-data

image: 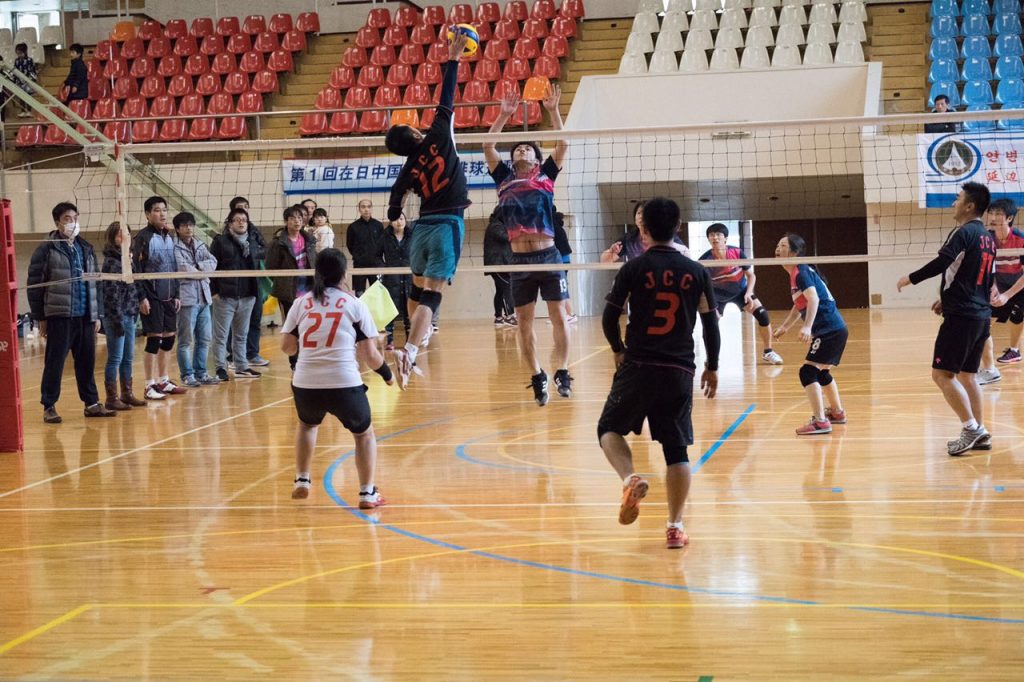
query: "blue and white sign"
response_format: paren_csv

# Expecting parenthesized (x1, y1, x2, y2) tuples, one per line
(282, 152, 495, 195)
(919, 131, 1024, 208)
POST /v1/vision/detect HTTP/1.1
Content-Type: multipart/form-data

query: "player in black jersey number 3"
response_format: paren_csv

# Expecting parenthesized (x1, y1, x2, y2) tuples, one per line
(597, 198, 721, 550)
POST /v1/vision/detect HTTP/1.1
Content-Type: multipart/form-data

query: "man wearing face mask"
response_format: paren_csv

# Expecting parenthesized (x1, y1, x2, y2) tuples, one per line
(27, 202, 116, 423)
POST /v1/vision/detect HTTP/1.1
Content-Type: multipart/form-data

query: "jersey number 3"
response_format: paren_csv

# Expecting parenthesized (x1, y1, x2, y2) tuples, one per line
(303, 312, 344, 348)
(647, 292, 679, 336)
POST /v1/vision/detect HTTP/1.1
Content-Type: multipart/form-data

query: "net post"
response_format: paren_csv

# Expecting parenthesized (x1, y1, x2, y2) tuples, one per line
(0, 198, 24, 452)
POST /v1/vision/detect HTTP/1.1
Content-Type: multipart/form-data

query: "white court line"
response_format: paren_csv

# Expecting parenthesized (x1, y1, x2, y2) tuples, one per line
(0, 396, 295, 500)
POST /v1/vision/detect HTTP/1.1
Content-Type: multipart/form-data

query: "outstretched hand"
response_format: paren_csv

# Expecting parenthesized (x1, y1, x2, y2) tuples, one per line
(499, 90, 520, 118)
(541, 83, 561, 112)
(448, 32, 469, 62)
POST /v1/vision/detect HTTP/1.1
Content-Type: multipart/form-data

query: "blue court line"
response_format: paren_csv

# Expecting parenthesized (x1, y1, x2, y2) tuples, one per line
(690, 404, 757, 474)
(322, 421, 1024, 625)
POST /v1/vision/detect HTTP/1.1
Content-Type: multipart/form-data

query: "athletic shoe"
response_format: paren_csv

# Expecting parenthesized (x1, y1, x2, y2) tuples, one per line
(292, 476, 311, 500)
(43, 406, 62, 424)
(394, 349, 413, 390)
(553, 368, 573, 398)
(216, 367, 230, 382)
(358, 487, 387, 509)
(503, 315, 518, 327)
(795, 417, 832, 435)
(529, 370, 549, 406)
(248, 355, 271, 367)
(762, 349, 784, 365)
(144, 384, 167, 400)
(948, 426, 990, 456)
(198, 374, 221, 385)
(566, 314, 578, 324)
(494, 316, 505, 327)
(227, 362, 236, 372)
(618, 474, 649, 525)
(824, 407, 847, 424)
(972, 431, 993, 451)
(234, 368, 261, 379)
(181, 375, 201, 388)
(432, 324, 439, 334)
(977, 368, 1002, 385)
(666, 526, 689, 549)
(155, 380, 187, 395)
(997, 348, 1022, 364)
(84, 402, 116, 418)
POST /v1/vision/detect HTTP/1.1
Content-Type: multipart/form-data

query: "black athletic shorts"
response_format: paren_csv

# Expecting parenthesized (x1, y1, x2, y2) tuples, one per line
(992, 289, 1024, 324)
(292, 384, 371, 433)
(806, 327, 848, 366)
(510, 246, 569, 308)
(597, 361, 694, 459)
(140, 298, 177, 335)
(933, 315, 990, 374)
(715, 289, 750, 315)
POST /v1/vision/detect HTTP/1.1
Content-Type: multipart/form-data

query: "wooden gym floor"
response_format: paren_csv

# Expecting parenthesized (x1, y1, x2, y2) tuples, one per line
(1, 309, 1022, 679)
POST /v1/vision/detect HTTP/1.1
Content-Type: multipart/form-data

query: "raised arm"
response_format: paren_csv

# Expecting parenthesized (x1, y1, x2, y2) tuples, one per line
(484, 92, 520, 172)
(542, 84, 567, 169)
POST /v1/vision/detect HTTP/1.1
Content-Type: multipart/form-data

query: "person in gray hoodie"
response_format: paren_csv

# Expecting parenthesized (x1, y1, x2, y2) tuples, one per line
(173, 212, 218, 387)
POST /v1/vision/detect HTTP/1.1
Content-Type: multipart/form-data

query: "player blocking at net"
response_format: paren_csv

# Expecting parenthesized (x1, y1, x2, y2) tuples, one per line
(384, 30, 472, 389)
(281, 248, 393, 507)
(597, 198, 720, 550)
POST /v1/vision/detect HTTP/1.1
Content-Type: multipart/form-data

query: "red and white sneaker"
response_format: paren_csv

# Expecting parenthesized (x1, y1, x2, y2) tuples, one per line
(666, 525, 689, 549)
(358, 487, 387, 509)
(144, 383, 167, 400)
(796, 417, 832, 436)
(824, 407, 847, 424)
(292, 476, 311, 500)
(393, 349, 412, 390)
(155, 380, 187, 395)
(618, 474, 649, 525)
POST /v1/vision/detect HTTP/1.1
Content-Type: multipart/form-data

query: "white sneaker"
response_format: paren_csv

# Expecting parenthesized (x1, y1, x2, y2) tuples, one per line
(144, 384, 166, 400)
(977, 368, 1002, 385)
(762, 349, 784, 365)
(393, 349, 412, 390)
(292, 476, 311, 500)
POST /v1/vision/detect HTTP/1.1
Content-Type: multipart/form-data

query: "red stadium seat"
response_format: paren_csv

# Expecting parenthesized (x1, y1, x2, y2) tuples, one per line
(211, 52, 237, 75)
(420, 107, 435, 129)
(329, 65, 356, 89)
(483, 79, 520, 125)
(254, 31, 280, 53)
(341, 47, 367, 68)
(299, 113, 327, 136)
(344, 86, 372, 109)
(505, 1, 529, 21)
(454, 103, 481, 128)
(267, 49, 294, 73)
(383, 24, 409, 47)
(251, 69, 279, 94)
(173, 35, 198, 57)
(129, 56, 154, 79)
(120, 38, 144, 60)
(138, 21, 163, 42)
(112, 76, 139, 99)
(457, 61, 473, 83)
(374, 84, 402, 107)
(139, 75, 166, 99)
(223, 70, 250, 95)
(158, 55, 182, 77)
(281, 29, 307, 53)
(493, 17, 521, 41)
(87, 58, 103, 80)
(478, 3, 502, 23)
(315, 87, 342, 110)
(227, 33, 253, 55)
(521, 18, 549, 40)
(367, 8, 392, 29)
(269, 13, 293, 34)
(236, 91, 264, 113)
(167, 73, 193, 97)
(195, 72, 222, 96)
(463, 79, 491, 103)
(191, 17, 214, 39)
(370, 45, 396, 67)
(184, 54, 209, 76)
(533, 54, 561, 79)
(218, 116, 247, 139)
(386, 63, 414, 86)
(296, 12, 320, 33)
(559, 0, 585, 19)
(550, 16, 577, 38)
(423, 6, 446, 25)
(179, 93, 205, 117)
(427, 41, 449, 64)
(513, 38, 540, 60)
(357, 64, 384, 88)
(147, 36, 172, 59)
(532, 0, 557, 20)
(165, 19, 189, 40)
(110, 21, 136, 43)
(188, 116, 216, 141)
(475, 58, 502, 82)
(103, 121, 131, 142)
(394, 6, 420, 28)
(410, 22, 437, 45)
(67, 99, 91, 125)
(404, 82, 432, 106)
(131, 119, 159, 143)
(510, 100, 541, 126)
(243, 15, 267, 35)
(208, 92, 234, 114)
(92, 97, 119, 120)
(503, 57, 531, 81)
(239, 50, 265, 74)
(356, 26, 380, 49)
(473, 20, 493, 43)
(329, 111, 357, 134)
(15, 124, 43, 147)
(200, 35, 225, 56)
(358, 109, 389, 132)
(449, 4, 474, 24)
(484, 40, 511, 61)
(391, 107, 419, 128)
(542, 35, 568, 58)
(88, 78, 112, 102)
(398, 43, 426, 65)
(149, 94, 176, 118)
(415, 61, 442, 85)
(95, 40, 118, 61)
(523, 74, 550, 100)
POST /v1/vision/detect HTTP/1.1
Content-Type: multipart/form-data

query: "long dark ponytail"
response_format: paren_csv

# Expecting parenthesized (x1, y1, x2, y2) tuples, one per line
(313, 247, 347, 304)
(785, 232, 827, 283)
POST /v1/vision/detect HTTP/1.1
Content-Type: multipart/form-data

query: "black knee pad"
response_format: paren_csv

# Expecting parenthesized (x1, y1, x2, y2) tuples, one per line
(663, 444, 689, 466)
(160, 336, 175, 351)
(145, 336, 161, 354)
(419, 289, 442, 314)
(753, 306, 770, 327)
(1011, 306, 1024, 325)
(799, 364, 820, 387)
(818, 368, 834, 386)
(409, 285, 423, 303)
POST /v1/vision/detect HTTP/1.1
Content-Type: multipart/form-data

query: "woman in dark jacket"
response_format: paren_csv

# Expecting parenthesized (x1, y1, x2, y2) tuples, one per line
(378, 213, 412, 349)
(483, 207, 515, 326)
(266, 205, 317, 369)
(101, 222, 145, 409)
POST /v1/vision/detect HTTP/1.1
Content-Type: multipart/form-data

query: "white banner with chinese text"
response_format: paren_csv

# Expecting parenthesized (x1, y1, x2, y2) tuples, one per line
(918, 131, 1024, 208)
(282, 153, 495, 195)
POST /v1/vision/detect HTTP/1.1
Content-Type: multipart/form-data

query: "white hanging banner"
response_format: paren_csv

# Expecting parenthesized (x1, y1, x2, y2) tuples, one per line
(282, 153, 495, 195)
(919, 131, 1024, 208)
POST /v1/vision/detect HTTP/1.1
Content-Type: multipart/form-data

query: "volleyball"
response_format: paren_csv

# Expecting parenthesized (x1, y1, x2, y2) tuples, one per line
(447, 23, 480, 56)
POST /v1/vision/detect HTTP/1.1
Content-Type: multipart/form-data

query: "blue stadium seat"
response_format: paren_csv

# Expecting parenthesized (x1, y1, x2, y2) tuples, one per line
(995, 34, 1024, 57)
(999, 101, 1024, 128)
(963, 79, 995, 106)
(965, 104, 998, 131)
(963, 0, 993, 15)
(994, 0, 1021, 14)
(929, 81, 961, 108)
(961, 14, 991, 37)
(997, 76, 1024, 103)
(930, 16, 959, 39)
(930, 0, 959, 17)
(996, 55, 1024, 79)
(994, 13, 1023, 35)
(930, 37, 959, 61)
(930, 58, 959, 83)
(961, 56, 994, 81)
(961, 35, 993, 59)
